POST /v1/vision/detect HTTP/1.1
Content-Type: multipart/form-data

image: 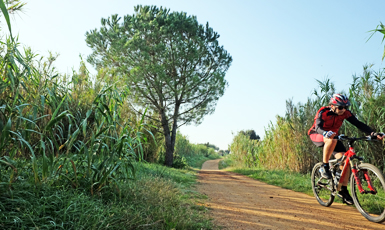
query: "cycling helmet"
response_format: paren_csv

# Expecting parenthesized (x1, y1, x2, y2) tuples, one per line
(329, 94, 351, 106)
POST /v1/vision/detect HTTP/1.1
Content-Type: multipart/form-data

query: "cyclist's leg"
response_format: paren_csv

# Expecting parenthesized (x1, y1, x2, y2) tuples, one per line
(323, 137, 337, 163)
(309, 133, 324, 148)
(333, 141, 349, 185)
(310, 133, 335, 178)
(309, 133, 334, 162)
(333, 142, 353, 204)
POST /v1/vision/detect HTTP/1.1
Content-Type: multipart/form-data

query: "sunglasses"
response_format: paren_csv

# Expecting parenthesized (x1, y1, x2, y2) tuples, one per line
(337, 106, 348, 110)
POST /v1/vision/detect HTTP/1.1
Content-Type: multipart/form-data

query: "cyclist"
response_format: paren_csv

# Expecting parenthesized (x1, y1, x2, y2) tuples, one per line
(308, 93, 384, 205)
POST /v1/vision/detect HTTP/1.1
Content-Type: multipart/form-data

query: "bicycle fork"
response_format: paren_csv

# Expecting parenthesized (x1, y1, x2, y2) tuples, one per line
(347, 159, 377, 194)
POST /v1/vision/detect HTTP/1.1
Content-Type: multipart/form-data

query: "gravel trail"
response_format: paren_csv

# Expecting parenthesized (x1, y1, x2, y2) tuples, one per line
(197, 159, 385, 230)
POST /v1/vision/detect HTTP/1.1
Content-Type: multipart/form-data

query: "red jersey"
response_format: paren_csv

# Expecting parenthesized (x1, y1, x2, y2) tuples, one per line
(308, 106, 373, 135)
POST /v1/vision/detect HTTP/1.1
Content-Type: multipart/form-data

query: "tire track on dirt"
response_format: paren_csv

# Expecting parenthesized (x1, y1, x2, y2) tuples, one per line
(197, 159, 385, 230)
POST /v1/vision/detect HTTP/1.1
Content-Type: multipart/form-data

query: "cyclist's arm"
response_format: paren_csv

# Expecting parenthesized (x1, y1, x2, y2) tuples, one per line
(314, 110, 327, 135)
(346, 114, 373, 134)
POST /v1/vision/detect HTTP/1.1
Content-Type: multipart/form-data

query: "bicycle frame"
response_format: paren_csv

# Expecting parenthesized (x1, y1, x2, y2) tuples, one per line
(312, 134, 385, 223)
(337, 140, 377, 194)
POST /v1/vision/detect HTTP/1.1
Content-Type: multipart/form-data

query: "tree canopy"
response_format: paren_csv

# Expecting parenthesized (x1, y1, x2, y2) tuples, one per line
(85, 5, 232, 166)
(240, 130, 260, 140)
(200, 142, 219, 151)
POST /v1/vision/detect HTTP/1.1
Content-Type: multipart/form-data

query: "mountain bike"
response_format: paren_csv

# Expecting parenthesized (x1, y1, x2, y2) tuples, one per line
(311, 134, 385, 223)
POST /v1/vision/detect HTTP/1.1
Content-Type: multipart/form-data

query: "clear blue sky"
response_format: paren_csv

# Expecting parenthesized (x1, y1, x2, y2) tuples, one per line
(7, 0, 385, 150)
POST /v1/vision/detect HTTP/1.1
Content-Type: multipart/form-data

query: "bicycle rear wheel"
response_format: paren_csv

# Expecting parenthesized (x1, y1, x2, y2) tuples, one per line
(350, 163, 385, 223)
(311, 162, 335, 207)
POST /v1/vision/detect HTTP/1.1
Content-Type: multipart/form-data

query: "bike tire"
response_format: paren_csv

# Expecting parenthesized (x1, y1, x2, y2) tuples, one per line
(350, 163, 385, 223)
(311, 162, 335, 207)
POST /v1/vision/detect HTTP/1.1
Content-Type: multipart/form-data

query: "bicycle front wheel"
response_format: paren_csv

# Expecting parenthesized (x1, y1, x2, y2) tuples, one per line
(311, 162, 335, 207)
(350, 163, 385, 223)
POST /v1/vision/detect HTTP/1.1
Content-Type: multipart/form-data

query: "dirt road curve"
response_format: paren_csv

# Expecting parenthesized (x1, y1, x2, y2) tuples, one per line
(197, 159, 385, 230)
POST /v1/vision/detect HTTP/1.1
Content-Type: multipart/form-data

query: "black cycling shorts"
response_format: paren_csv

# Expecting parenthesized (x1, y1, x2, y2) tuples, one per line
(309, 133, 346, 155)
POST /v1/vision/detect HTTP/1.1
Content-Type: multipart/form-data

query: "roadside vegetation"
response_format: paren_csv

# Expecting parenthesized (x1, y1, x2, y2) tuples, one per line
(231, 167, 312, 195)
(86, 5, 232, 167)
(0, 2, 224, 229)
(220, 155, 347, 206)
(224, 65, 385, 208)
(224, 23, 385, 209)
(228, 21, 385, 173)
(229, 65, 385, 174)
(225, 63, 385, 212)
(1, 161, 213, 229)
(173, 132, 221, 169)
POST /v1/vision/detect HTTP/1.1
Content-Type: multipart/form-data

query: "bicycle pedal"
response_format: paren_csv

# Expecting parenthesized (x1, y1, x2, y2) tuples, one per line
(342, 199, 354, 205)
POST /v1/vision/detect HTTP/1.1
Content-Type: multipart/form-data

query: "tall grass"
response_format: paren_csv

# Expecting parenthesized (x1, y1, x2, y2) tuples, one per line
(230, 65, 385, 173)
(229, 131, 259, 167)
(0, 1, 151, 197)
(0, 160, 213, 229)
(0, 4, 214, 229)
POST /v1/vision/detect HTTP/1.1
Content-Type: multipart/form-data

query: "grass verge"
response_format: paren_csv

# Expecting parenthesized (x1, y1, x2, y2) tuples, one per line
(185, 154, 221, 169)
(0, 161, 213, 230)
(229, 167, 313, 195)
(226, 165, 368, 208)
(220, 156, 353, 205)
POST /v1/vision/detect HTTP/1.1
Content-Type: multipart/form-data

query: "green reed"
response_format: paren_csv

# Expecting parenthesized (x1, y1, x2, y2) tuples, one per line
(230, 65, 385, 173)
(0, 1, 150, 195)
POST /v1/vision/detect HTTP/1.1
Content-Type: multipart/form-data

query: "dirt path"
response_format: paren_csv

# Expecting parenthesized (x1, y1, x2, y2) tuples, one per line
(197, 159, 385, 230)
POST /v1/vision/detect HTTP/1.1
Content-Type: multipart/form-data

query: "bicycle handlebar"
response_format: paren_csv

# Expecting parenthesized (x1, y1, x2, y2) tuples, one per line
(337, 133, 383, 141)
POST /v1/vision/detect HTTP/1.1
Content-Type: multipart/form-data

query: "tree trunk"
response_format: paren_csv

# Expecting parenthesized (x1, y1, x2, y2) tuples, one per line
(161, 111, 174, 167)
(164, 133, 173, 167)
(161, 106, 179, 167)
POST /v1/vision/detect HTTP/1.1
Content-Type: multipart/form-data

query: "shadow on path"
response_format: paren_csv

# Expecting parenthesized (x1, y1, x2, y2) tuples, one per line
(197, 159, 385, 230)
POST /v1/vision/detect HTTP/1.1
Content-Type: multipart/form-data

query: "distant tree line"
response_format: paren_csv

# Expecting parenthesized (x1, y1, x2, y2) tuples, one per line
(240, 130, 260, 140)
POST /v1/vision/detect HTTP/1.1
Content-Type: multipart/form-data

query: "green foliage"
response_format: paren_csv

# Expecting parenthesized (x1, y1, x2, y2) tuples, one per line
(170, 154, 189, 169)
(229, 130, 260, 167)
(185, 154, 221, 169)
(0, 0, 26, 37)
(174, 133, 220, 158)
(231, 167, 313, 196)
(230, 66, 385, 173)
(199, 142, 220, 151)
(85, 5, 232, 166)
(156, 132, 221, 168)
(0, 1, 11, 35)
(368, 22, 385, 61)
(0, 4, 152, 195)
(0, 4, 215, 229)
(240, 129, 260, 140)
(257, 99, 319, 173)
(0, 161, 213, 229)
(218, 156, 233, 170)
